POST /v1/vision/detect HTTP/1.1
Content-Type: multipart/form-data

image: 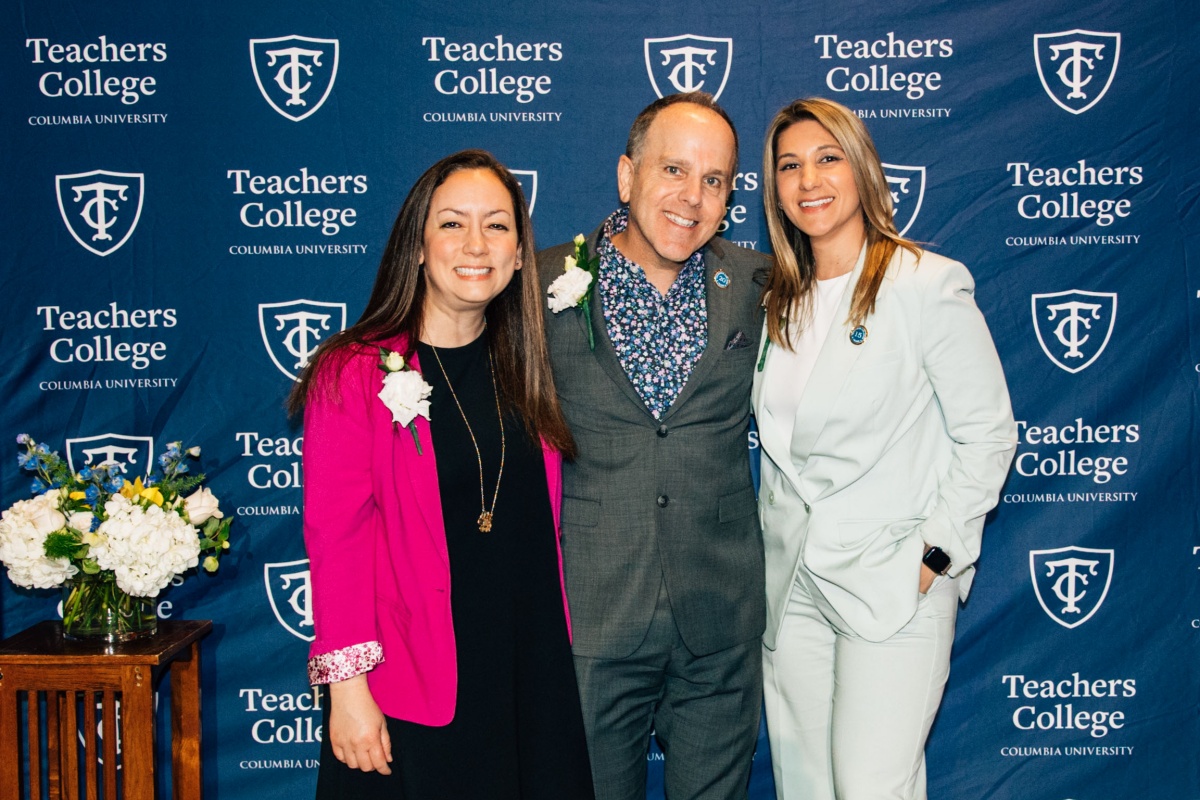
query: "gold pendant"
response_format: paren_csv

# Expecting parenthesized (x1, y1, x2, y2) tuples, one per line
(477, 512, 493, 533)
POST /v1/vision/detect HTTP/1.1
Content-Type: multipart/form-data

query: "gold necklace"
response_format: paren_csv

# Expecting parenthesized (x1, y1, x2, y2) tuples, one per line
(429, 343, 505, 533)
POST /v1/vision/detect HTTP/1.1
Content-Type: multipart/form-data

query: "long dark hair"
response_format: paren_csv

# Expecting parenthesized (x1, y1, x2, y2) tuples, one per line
(288, 149, 575, 456)
(761, 98, 920, 349)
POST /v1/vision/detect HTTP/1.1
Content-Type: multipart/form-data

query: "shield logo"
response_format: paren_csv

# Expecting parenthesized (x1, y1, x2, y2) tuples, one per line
(56, 170, 144, 257)
(265, 559, 315, 641)
(250, 36, 340, 121)
(644, 35, 733, 100)
(259, 299, 347, 382)
(1034, 30, 1121, 115)
(1031, 290, 1117, 373)
(881, 163, 926, 237)
(509, 169, 538, 217)
(1030, 546, 1114, 629)
(66, 434, 154, 479)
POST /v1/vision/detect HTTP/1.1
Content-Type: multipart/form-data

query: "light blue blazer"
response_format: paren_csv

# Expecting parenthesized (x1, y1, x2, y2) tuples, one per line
(753, 246, 1017, 646)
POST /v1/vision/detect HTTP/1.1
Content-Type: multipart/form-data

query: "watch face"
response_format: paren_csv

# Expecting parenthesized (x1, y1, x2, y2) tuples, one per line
(924, 548, 951, 575)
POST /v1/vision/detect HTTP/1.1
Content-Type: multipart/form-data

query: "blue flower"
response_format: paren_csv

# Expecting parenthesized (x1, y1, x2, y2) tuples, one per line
(17, 452, 31, 468)
(79, 466, 93, 480)
(90, 516, 101, 531)
(35, 444, 48, 455)
(30, 478, 46, 494)
(85, 485, 101, 504)
(16, 433, 31, 445)
(104, 476, 125, 492)
(159, 453, 173, 467)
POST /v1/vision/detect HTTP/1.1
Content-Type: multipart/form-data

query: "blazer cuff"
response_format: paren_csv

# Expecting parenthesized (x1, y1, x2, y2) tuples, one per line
(307, 641, 384, 685)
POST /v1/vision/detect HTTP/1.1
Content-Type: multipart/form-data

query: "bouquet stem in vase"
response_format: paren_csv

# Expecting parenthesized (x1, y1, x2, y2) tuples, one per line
(61, 572, 157, 642)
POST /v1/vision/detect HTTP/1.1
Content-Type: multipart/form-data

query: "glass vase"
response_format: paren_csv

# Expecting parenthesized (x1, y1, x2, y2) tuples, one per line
(61, 572, 157, 642)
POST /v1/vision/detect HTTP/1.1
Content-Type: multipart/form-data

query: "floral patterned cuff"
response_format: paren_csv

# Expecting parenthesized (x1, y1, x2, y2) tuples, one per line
(307, 641, 384, 685)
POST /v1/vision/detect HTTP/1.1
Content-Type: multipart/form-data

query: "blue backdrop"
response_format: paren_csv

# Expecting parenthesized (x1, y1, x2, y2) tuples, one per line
(3, 1, 1198, 797)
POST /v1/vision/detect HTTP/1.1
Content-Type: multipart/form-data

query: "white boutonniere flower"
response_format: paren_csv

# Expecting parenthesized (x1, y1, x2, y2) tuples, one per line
(547, 233, 600, 350)
(378, 348, 432, 454)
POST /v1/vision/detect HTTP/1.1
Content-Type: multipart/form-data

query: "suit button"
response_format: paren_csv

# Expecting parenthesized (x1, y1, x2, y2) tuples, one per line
(657, 495, 669, 508)
(657, 424, 669, 437)
(804, 502, 811, 513)
(768, 491, 775, 504)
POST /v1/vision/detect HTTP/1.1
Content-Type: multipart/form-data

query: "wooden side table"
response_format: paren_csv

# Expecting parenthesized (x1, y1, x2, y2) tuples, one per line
(0, 619, 212, 800)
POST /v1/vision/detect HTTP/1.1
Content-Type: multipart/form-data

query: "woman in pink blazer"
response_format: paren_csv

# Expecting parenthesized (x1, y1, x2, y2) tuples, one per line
(289, 150, 592, 799)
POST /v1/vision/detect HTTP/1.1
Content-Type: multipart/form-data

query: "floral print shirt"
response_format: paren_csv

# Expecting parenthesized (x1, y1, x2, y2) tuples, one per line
(597, 208, 707, 420)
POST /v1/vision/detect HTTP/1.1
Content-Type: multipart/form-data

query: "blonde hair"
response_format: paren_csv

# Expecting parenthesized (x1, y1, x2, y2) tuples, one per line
(761, 98, 919, 348)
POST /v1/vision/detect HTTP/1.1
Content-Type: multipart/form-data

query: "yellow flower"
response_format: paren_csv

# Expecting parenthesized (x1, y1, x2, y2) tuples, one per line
(118, 477, 145, 500)
(69, 490, 87, 501)
(202, 556, 220, 573)
(118, 477, 164, 506)
(573, 233, 585, 246)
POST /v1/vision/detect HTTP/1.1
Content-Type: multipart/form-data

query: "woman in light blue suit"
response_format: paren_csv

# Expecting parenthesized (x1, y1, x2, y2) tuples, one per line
(754, 98, 1017, 799)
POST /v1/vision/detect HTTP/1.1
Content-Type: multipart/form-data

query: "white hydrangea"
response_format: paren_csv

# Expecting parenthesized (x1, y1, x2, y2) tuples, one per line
(0, 490, 76, 589)
(91, 494, 200, 597)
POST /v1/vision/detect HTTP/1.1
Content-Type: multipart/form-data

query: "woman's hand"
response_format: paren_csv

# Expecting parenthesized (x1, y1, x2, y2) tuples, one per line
(328, 674, 393, 774)
(918, 562, 937, 595)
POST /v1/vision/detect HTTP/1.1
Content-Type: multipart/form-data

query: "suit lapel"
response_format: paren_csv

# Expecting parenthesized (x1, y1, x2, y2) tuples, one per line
(582, 227, 657, 419)
(753, 318, 805, 496)
(394, 348, 449, 567)
(787, 247, 868, 485)
(663, 239, 732, 421)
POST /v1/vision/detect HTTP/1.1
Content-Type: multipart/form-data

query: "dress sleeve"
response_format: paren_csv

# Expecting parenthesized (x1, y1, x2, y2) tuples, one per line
(303, 349, 385, 683)
(916, 258, 1018, 576)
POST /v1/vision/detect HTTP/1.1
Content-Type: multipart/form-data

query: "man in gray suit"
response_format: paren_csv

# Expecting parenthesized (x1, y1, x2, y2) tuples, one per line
(540, 92, 766, 799)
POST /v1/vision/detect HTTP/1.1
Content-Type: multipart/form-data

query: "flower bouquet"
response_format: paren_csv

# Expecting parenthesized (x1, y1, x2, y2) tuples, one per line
(0, 436, 233, 642)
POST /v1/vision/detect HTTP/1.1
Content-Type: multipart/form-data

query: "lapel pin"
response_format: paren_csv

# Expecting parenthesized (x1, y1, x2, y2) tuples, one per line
(714, 270, 730, 288)
(849, 325, 868, 345)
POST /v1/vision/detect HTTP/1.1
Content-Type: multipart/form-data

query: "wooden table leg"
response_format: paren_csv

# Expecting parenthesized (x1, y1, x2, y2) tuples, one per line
(0, 680, 20, 800)
(120, 667, 154, 800)
(171, 642, 203, 800)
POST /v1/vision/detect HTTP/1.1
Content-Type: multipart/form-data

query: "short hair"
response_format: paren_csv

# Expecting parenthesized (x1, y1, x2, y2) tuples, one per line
(625, 91, 739, 169)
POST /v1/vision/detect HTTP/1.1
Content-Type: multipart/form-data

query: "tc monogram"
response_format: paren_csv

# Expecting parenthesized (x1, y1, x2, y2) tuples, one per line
(264, 560, 315, 642)
(881, 163, 927, 237)
(65, 434, 154, 478)
(250, 36, 340, 122)
(644, 35, 733, 101)
(1030, 546, 1114, 629)
(258, 300, 347, 382)
(1034, 30, 1121, 115)
(55, 170, 145, 257)
(1031, 290, 1117, 373)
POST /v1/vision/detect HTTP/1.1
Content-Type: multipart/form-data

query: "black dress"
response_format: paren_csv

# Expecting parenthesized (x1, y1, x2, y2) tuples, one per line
(316, 333, 593, 800)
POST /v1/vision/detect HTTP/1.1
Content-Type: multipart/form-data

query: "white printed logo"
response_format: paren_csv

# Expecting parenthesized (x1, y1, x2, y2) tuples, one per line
(250, 36, 339, 122)
(1030, 546, 1114, 628)
(56, 170, 144, 257)
(265, 559, 314, 642)
(258, 299, 347, 382)
(1032, 290, 1117, 373)
(65, 433, 154, 478)
(881, 163, 926, 237)
(509, 169, 538, 217)
(644, 35, 733, 100)
(1034, 30, 1120, 115)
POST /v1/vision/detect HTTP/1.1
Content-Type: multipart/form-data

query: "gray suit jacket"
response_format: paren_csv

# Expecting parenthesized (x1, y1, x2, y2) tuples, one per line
(540, 226, 767, 659)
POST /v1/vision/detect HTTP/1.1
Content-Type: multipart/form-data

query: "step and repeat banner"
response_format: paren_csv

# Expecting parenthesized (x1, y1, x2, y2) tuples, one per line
(2, 1, 1198, 798)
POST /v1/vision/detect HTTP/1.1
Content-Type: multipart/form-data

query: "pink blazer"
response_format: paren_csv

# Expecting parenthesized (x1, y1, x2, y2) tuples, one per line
(303, 336, 566, 725)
